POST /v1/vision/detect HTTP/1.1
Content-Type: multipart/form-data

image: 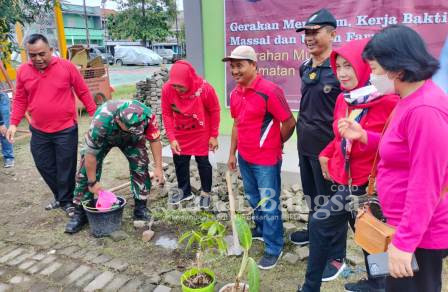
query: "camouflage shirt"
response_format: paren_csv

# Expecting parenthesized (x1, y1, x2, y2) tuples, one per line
(84, 100, 160, 156)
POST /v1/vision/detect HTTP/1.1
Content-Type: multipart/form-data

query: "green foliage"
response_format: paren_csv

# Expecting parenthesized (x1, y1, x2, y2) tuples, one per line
(247, 257, 260, 292)
(235, 215, 252, 250)
(179, 220, 228, 257)
(107, 0, 175, 45)
(0, 0, 52, 57)
(235, 215, 260, 292)
(152, 207, 211, 227)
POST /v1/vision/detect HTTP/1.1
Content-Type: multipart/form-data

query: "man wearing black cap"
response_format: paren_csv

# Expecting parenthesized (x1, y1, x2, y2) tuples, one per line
(292, 8, 346, 288)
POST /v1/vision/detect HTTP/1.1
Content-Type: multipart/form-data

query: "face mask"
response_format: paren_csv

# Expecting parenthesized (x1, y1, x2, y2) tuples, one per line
(370, 73, 396, 95)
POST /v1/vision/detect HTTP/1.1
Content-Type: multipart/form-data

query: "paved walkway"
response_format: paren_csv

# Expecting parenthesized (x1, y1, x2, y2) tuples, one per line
(0, 240, 179, 292)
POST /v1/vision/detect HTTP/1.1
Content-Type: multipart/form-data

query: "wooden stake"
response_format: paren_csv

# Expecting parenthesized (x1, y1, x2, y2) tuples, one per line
(109, 182, 131, 192)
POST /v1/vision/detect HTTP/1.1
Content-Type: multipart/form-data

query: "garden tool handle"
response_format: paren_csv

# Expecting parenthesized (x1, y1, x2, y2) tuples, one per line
(226, 171, 240, 250)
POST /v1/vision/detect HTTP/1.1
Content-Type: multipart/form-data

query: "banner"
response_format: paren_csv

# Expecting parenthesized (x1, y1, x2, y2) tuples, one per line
(224, 0, 448, 110)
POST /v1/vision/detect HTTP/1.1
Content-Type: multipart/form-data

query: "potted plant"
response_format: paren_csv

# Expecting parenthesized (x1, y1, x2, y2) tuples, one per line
(179, 219, 228, 292)
(219, 214, 260, 292)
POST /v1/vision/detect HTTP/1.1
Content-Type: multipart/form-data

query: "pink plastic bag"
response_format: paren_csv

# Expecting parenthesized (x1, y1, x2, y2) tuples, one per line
(96, 190, 118, 210)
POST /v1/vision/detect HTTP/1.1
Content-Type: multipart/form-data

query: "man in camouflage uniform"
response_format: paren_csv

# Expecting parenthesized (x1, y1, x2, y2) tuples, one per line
(65, 100, 164, 234)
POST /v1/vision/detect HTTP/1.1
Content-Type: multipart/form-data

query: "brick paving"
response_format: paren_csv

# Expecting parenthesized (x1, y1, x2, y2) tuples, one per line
(0, 241, 176, 291)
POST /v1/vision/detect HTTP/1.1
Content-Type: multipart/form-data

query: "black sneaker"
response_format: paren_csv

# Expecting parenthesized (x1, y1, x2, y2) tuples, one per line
(168, 193, 194, 205)
(345, 278, 386, 292)
(289, 230, 309, 245)
(198, 195, 211, 210)
(251, 228, 264, 242)
(322, 259, 346, 282)
(258, 251, 283, 270)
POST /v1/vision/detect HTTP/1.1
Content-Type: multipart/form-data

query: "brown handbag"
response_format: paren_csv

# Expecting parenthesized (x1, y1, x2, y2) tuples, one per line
(352, 113, 396, 255)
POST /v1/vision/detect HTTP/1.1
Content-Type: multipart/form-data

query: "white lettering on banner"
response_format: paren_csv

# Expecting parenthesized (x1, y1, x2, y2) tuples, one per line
(283, 18, 349, 30)
(402, 12, 448, 24)
(274, 35, 297, 44)
(283, 19, 306, 30)
(258, 66, 296, 76)
(258, 51, 289, 61)
(229, 36, 271, 46)
(357, 14, 398, 27)
(229, 21, 280, 32)
(346, 32, 375, 41)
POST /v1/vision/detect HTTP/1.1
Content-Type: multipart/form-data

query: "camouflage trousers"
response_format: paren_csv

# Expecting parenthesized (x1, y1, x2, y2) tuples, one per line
(73, 140, 151, 205)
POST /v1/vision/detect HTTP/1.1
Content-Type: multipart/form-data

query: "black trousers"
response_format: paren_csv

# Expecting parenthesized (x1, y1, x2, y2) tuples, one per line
(298, 154, 344, 257)
(386, 248, 448, 292)
(30, 125, 78, 206)
(303, 185, 376, 291)
(172, 154, 212, 197)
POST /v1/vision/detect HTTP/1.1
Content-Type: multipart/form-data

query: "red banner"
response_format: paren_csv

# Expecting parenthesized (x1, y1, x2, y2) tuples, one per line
(225, 0, 448, 110)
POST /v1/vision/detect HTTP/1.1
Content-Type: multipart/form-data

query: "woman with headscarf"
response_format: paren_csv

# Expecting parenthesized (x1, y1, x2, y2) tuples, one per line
(339, 25, 448, 292)
(297, 39, 399, 292)
(162, 60, 221, 209)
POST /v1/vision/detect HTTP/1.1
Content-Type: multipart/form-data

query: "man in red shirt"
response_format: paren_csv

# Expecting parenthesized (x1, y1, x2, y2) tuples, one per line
(223, 45, 296, 270)
(6, 34, 96, 216)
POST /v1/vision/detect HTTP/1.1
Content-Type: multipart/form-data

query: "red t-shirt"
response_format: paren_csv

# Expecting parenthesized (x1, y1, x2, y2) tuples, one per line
(11, 57, 97, 133)
(230, 75, 292, 165)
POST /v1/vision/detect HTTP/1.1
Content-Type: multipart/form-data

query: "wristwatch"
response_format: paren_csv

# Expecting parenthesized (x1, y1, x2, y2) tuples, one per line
(87, 180, 97, 188)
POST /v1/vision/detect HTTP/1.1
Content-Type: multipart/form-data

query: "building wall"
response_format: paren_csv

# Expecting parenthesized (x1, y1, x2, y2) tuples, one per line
(201, 0, 233, 134)
(199, 1, 298, 137)
(62, 4, 104, 46)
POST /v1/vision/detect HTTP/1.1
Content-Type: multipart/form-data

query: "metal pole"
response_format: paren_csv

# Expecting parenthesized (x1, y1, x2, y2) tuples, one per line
(83, 0, 91, 48)
(54, 0, 68, 59)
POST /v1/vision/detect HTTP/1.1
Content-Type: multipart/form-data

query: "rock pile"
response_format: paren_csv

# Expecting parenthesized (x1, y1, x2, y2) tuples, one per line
(134, 67, 170, 145)
(156, 163, 310, 227)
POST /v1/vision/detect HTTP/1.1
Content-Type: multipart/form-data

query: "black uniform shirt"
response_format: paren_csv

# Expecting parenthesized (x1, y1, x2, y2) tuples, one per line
(296, 58, 341, 157)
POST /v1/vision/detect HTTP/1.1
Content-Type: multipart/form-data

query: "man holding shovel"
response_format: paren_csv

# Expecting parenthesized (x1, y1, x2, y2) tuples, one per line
(223, 45, 296, 269)
(65, 100, 164, 234)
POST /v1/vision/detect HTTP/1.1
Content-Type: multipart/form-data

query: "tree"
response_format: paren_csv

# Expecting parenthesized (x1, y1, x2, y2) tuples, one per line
(107, 0, 174, 46)
(0, 0, 52, 57)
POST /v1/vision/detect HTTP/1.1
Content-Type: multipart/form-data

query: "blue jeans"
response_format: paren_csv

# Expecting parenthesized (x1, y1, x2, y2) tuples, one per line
(0, 92, 14, 160)
(238, 153, 283, 256)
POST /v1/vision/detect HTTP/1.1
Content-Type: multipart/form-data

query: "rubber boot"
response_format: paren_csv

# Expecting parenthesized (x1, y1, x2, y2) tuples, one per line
(133, 199, 151, 221)
(65, 204, 88, 234)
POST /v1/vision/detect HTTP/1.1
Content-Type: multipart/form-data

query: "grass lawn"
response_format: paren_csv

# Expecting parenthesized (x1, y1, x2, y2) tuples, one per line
(112, 84, 137, 100)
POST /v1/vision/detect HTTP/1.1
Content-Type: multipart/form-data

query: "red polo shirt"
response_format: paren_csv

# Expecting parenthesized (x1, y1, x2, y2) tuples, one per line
(11, 57, 96, 133)
(230, 75, 292, 165)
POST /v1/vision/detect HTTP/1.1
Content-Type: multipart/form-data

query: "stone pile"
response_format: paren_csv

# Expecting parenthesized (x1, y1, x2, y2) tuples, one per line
(157, 163, 310, 226)
(134, 67, 170, 145)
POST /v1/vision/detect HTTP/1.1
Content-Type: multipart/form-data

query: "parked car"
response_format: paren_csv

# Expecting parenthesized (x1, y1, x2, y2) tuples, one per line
(114, 46, 163, 66)
(88, 47, 114, 65)
(154, 48, 176, 63)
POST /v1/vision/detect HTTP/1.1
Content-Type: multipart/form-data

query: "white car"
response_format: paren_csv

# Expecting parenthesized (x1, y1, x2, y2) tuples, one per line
(114, 46, 163, 66)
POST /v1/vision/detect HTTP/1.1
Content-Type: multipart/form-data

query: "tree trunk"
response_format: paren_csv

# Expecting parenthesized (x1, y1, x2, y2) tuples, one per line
(141, 0, 146, 47)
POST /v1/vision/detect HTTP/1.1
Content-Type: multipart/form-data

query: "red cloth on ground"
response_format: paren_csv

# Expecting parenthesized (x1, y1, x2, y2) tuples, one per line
(11, 57, 96, 133)
(161, 60, 220, 156)
(320, 39, 399, 185)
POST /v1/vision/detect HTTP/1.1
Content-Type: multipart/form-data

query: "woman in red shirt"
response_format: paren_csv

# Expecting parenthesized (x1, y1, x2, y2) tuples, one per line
(161, 61, 220, 209)
(298, 39, 398, 292)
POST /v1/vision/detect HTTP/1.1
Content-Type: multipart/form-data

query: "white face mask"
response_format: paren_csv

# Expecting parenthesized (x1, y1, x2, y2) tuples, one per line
(370, 73, 396, 95)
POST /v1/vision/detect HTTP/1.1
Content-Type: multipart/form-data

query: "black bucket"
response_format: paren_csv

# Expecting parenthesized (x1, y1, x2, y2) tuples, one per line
(83, 197, 127, 237)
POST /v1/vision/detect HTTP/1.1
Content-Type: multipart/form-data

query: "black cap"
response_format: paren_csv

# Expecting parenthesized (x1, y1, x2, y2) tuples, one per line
(296, 9, 337, 32)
